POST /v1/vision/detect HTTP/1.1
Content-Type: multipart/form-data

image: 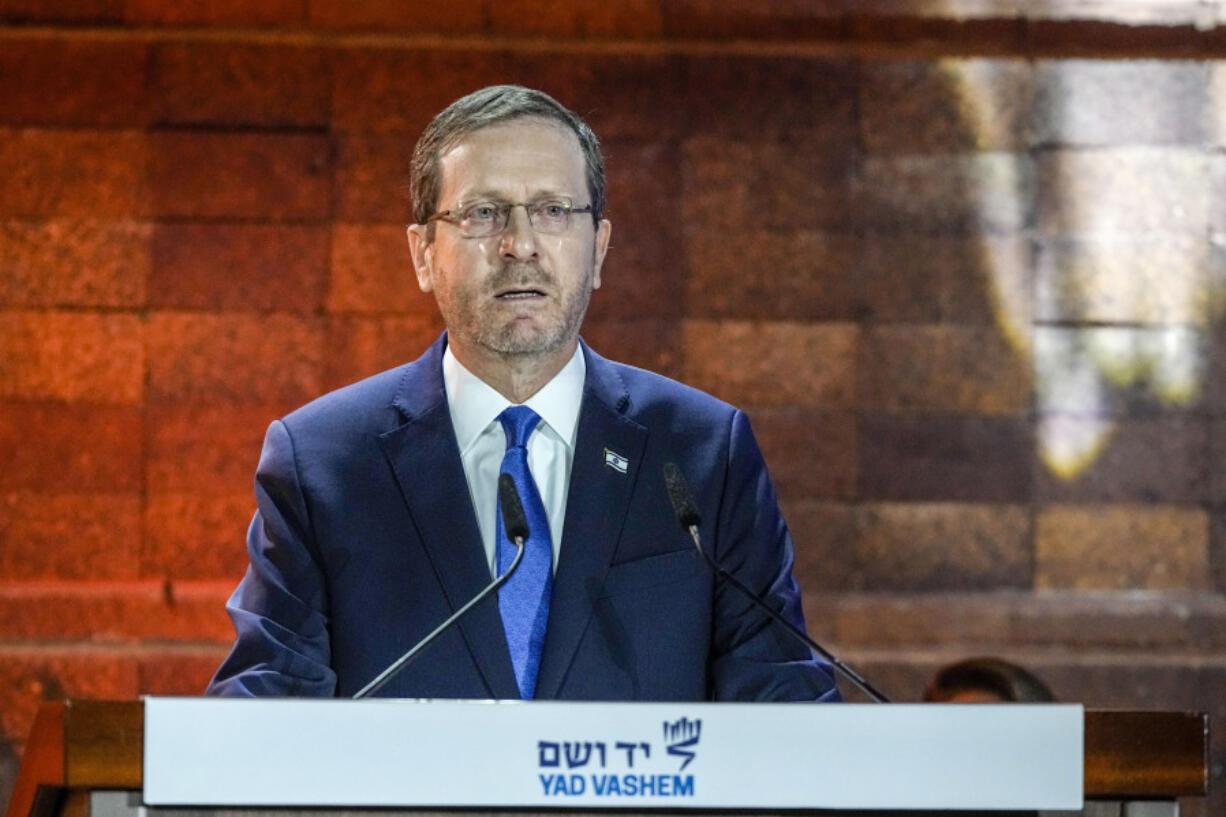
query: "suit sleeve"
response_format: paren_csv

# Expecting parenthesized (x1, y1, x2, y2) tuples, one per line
(206, 419, 338, 696)
(707, 410, 841, 702)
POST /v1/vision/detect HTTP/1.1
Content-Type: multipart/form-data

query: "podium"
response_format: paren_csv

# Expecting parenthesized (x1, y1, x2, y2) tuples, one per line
(6, 699, 1208, 817)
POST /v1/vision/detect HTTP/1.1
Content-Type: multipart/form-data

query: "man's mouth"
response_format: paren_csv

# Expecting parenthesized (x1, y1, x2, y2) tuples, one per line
(496, 287, 546, 299)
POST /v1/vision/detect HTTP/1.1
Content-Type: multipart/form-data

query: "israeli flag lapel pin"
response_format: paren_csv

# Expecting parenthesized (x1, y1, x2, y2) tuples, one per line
(603, 447, 629, 474)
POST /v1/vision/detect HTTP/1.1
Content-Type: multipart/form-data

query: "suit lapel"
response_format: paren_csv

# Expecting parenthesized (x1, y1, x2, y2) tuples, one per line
(376, 336, 519, 699)
(534, 344, 648, 699)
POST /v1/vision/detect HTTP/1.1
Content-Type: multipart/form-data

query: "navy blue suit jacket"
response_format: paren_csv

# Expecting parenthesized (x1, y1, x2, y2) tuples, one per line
(208, 336, 839, 701)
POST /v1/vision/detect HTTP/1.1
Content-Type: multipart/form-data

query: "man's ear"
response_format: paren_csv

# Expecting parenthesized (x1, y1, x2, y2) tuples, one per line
(407, 224, 434, 293)
(591, 218, 611, 290)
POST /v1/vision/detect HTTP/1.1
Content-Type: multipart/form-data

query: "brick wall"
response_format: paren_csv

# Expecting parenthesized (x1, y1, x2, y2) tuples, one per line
(2, 2, 1225, 814)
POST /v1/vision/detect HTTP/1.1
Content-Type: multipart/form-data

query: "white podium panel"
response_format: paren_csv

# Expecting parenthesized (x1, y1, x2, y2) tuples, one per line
(143, 697, 1083, 811)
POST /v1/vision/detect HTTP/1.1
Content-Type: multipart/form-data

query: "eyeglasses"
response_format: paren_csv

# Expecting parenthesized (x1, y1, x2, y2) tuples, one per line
(426, 198, 594, 238)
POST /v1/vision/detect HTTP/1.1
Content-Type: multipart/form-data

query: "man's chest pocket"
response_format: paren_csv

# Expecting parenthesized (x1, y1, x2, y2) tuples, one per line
(598, 548, 703, 599)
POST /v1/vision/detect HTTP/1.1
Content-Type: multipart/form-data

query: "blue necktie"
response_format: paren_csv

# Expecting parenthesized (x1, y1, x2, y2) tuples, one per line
(494, 405, 553, 699)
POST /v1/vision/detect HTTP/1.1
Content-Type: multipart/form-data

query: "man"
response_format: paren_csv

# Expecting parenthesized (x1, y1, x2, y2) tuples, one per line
(208, 85, 839, 702)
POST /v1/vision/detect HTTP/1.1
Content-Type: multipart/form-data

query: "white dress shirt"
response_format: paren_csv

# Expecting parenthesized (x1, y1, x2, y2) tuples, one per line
(443, 344, 585, 577)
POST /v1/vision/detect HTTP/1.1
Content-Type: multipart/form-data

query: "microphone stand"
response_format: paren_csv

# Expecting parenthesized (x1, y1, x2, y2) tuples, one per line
(353, 474, 530, 699)
(663, 463, 890, 703)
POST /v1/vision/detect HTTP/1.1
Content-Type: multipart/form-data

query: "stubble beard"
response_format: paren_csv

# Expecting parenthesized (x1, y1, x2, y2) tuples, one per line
(461, 260, 594, 358)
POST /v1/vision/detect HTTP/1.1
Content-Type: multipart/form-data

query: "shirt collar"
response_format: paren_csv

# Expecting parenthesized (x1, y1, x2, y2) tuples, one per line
(443, 342, 586, 454)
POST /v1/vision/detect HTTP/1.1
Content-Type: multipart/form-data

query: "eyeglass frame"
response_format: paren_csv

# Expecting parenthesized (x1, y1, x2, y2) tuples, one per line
(424, 198, 596, 238)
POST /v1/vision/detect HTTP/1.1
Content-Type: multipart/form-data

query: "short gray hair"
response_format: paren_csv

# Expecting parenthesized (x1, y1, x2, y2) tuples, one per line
(409, 85, 606, 232)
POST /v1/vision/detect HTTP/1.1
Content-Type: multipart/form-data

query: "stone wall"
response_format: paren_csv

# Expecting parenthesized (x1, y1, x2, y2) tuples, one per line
(1, 2, 1224, 814)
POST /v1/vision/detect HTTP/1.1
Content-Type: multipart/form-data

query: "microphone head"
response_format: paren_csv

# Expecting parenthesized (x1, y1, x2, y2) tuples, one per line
(662, 462, 702, 529)
(498, 473, 531, 542)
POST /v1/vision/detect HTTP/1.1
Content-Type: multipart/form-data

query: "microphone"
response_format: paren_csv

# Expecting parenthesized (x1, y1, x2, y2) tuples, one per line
(353, 474, 528, 699)
(661, 462, 890, 703)
(499, 471, 531, 543)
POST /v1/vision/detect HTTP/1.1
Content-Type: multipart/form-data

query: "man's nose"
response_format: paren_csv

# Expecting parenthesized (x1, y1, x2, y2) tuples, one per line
(500, 205, 539, 260)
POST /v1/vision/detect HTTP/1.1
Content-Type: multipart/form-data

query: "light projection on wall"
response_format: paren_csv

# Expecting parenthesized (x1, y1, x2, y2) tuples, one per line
(955, 59, 1214, 478)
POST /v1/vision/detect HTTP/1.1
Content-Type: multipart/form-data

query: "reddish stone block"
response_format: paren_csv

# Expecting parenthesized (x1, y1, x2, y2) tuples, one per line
(585, 257, 684, 323)
(858, 414, 1033, 502)
(307, 0, 482, 30)
(139, 650, 229, 695)
(327, 223, 426, 314)
(852, 650, 1226, 718)
(1004, 589, 1226, 650)
(586, 246, 685, 323)
(168, 580, 242, 642)
(0, 129, 149, 218)
(146, 403, 280, 493)
(1036, 415, 1208, 503)
(783, 499, 857, 593)
(0, 0, 122, 24)
(152, 42, 329, 128)
(0, 37, 148, 126)
(0, 311, 144, 404)
(147, 312, 323, 404)
(749, 408, 856, 500)
(1206, 320, 1226, 415)
(0, 219, 150, 308)
(661, 0, 842, 40)
(858, 236, 944, 324)
(855, 502, 1031, 592)
(1041, 659, 1226, 716)
(859, 325, 1032, 415)
(822, 593, 1016, 649)
(334, 131, 413, 222)
(0, 739, 14, 816)
(686, 230, 856, 321)
(1214, 418, 1226, 502)
(1036, 504, 1211, 590)
(585, 141, 684, 322)
(123, 0, 305, 25)
(681, 320, 857, 408)
(580, 318, 681, 381)
(603, 141, 681, 231)
(1211, 509, 1226, 595)
(1037, 149, 1208, 235)
(683, 56, 857, 145)
(151, 223, 327, 313)
(813, 597, 1226, 797)
(0, 649, 139, 742)
(859, 235, 1029, 326)
(0, 402, 143, 492)
(0, 580, 234, 642)
(0, 493, 142, 580)
(490, 0, 664, 38)
(856, 154, 1033, 234)
(331, 49, 509, 133)
(860, 59, 1033, 153)
(1033, 60, 1207, 146)
(509, 54, 687, 142)
(322, 314, 444, 391)
(143, 492, 254, 580)
(682, 136, 855, 234)
(151, 131, 330, 221)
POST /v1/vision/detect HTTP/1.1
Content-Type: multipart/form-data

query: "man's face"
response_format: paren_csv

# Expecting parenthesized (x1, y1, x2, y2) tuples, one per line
(408, 118, 611, 365)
